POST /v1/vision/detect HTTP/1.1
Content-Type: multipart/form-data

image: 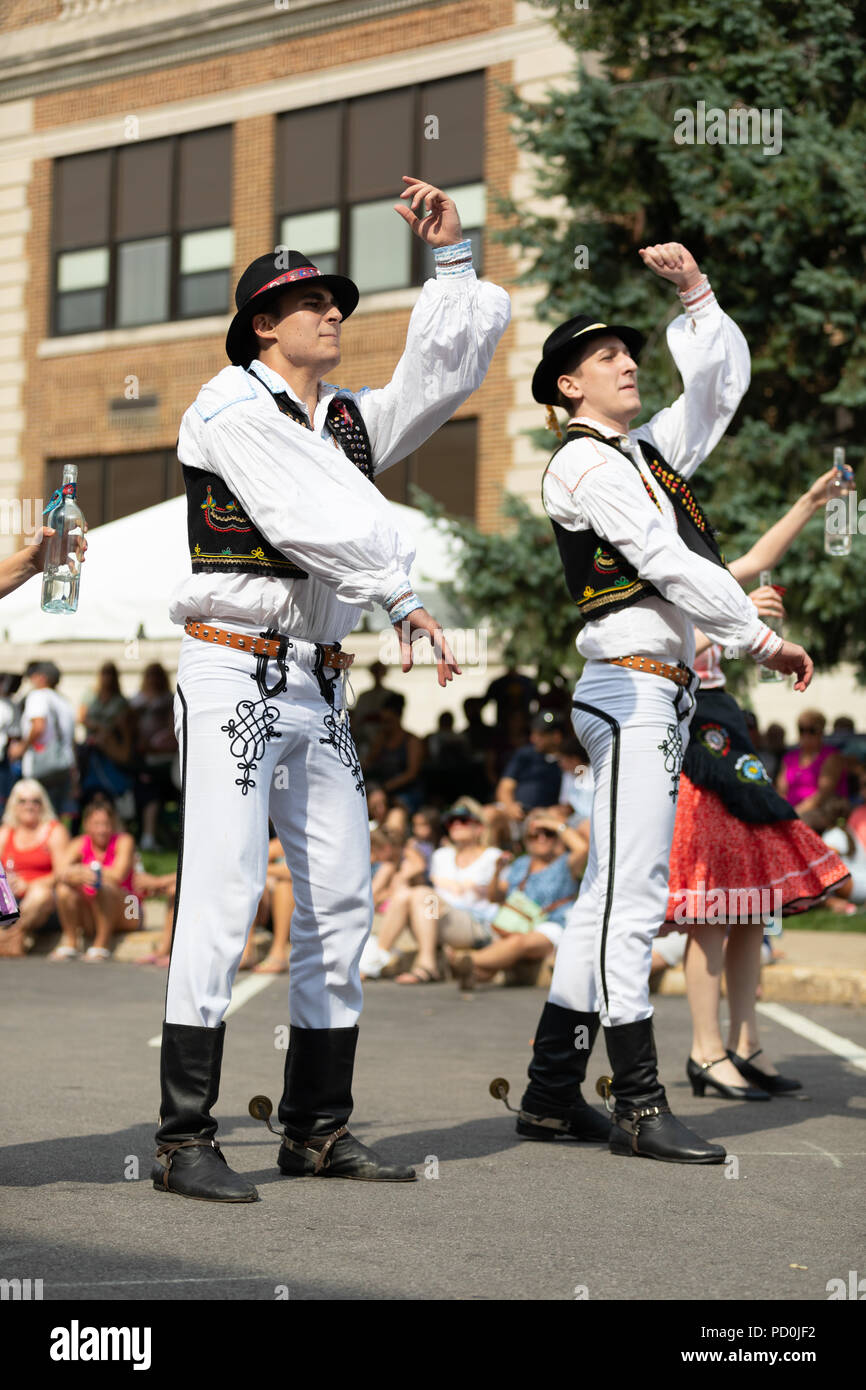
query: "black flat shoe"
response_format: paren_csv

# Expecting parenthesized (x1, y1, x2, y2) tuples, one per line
(687, 1055, 770, 1100)
(727, 1048, 802, 1094)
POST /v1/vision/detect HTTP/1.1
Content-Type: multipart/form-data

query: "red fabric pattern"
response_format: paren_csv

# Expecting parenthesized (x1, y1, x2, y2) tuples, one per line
(666, 775, 849, 923)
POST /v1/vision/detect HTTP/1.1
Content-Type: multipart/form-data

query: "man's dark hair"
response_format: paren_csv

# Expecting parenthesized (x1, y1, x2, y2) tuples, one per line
(382, 692, 405, 717)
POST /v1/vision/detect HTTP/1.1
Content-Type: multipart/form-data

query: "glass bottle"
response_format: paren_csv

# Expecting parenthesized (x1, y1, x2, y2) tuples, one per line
(824, 447, 854, 556)
(41, 464, 86, 614)
(758, 568, 783, 683)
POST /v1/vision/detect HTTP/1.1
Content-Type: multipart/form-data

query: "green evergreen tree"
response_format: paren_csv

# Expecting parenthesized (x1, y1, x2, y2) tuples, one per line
(474, 0, 865, 681)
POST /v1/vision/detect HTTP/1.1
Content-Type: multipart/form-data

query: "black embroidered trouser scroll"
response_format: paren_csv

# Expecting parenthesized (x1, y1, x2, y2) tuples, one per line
(220, 629, 288, 794)
(312, 644, 364, 795)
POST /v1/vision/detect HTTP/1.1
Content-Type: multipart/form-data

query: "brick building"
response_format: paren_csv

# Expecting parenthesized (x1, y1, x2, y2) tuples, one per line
(0, 0, 575, 562)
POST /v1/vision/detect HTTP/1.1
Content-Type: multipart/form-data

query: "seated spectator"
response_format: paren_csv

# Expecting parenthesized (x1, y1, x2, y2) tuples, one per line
(481, 803, 513, 852)
(811, 798, 866, 907)
(9, 661, 77, 818)
(129, 663, 177, 852)
(363, 693, 426, 812)
(0, 779, 70, 957)
(757, 721, 787, 784)
(132, 864, 177, 967)
(409, 806, 443, 870)
(776, 710, 847, 813)
(382, 803, 410, 838)
(446, 809, 588, 987)
(52, 799, 139, 960)
(557, 735, 594, 822)
(496, 711, 566, 825)
(366, 783, 389, 830)
(359, 826, 427, 979)
(77, 661, 134, 808)
(850, 800, 866, 852)
(239, 837, 295, 973)
(0, 673, 23, 811)
(378, 797, 502, 984)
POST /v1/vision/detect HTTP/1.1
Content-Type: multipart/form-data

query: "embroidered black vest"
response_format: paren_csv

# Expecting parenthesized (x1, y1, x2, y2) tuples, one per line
(544, 421, 726, 621)
(184, 374, 374, 579)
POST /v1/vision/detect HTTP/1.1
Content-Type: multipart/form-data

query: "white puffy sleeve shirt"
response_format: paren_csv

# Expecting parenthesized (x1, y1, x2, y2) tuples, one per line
(543, 294, 781, 666)
(168, 268, 511, 643)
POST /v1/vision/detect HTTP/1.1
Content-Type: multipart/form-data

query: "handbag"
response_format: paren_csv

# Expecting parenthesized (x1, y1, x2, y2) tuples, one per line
(493, 864, 573, 936)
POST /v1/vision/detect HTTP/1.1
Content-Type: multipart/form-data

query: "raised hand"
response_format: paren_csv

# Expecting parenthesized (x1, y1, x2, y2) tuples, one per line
(807, 467, 838, 510)
(638, 243, 703, 292)
(392, 605, 462, 687)
(393, 176, 463, 247)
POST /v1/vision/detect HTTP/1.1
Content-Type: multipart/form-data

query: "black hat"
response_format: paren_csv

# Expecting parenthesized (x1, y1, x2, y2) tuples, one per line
(225, 251, 360, 366)
(531, 314, 645, 406)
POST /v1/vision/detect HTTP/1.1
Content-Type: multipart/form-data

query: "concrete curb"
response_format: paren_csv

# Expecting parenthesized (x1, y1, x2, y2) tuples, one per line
(25, 920, 866, 1007)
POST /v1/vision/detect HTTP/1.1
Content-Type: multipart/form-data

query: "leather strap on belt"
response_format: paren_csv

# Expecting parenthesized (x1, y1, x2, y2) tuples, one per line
(183, 619, 354, 670)
(604, 654, 692, 688)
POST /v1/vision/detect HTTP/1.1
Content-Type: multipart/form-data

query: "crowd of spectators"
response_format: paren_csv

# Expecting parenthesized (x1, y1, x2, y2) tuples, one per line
(1, 654, 864, 970)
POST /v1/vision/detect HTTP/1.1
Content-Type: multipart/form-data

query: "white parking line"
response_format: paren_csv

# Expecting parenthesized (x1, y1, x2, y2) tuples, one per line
(756, 1001, 866, 1072)
(147, 973, 278, 1047)
(48, 1276, 278, 1288)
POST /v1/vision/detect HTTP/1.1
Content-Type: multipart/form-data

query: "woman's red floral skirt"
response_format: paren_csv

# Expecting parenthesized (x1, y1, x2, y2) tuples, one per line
(665, 774, 850, 924)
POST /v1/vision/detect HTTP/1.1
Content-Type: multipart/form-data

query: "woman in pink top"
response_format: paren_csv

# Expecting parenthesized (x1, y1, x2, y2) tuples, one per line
(53, 800, 139, 961)
(777, 711, 847, 813)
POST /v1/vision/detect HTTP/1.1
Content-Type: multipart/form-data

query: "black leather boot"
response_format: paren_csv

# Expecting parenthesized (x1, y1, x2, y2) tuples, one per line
(153, 1022, 258, 1202)
(276, 1025, 416, 1181)
(605, 1018, 726, 1164)
(518, 1003, 611, 1142)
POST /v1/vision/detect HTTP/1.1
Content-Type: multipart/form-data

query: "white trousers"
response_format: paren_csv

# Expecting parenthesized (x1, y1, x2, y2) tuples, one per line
(548, 660, 696, 1026)
(164, 633, 372, 1030)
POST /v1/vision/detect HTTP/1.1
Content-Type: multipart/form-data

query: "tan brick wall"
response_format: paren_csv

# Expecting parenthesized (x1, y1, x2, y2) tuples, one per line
(232, 114, 274, 283)
(34, 0, 513, 127)
(0, 0, 60, 31)
(475, 59, 517, 532)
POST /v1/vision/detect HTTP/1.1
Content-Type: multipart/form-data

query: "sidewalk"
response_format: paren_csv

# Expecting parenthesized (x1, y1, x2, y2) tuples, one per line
(29, 903, 866, 1006)
(656, 929, 866, 1007)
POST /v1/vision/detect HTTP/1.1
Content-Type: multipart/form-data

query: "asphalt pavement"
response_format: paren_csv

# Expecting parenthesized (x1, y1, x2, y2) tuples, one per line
(1, 960, 864, 1302)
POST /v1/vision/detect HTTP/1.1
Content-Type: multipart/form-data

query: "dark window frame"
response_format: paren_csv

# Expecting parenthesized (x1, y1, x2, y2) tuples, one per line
(274, 75, 485, 292)
(45, 449, 183, 529)
(51, 128, 233, 337)
(376, 416, 478, 520)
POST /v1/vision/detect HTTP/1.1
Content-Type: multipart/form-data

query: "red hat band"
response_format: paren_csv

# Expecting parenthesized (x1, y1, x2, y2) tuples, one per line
(250, 266, 323, 301)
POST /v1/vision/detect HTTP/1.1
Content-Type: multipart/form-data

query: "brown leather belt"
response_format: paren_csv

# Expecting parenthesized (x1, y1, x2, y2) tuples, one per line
(183, 619, 354, 670)
(604, 654, 693, 688)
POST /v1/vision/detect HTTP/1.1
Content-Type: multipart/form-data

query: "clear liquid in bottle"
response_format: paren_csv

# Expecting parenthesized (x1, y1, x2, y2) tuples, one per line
(824, 446, 853, 556)
(41, 464, 85, 614)
(758, 567, 783, 682)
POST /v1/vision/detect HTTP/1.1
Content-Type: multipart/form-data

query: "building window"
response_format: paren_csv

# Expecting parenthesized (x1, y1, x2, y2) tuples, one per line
(45, 451, 183, 529)
(52, 128, 233, 336)
(275, 73, 485, 295)
(376, 418, 478, 520)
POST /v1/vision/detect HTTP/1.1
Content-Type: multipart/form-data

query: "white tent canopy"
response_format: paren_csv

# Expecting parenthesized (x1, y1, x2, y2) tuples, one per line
(0, 495, 462, 644)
